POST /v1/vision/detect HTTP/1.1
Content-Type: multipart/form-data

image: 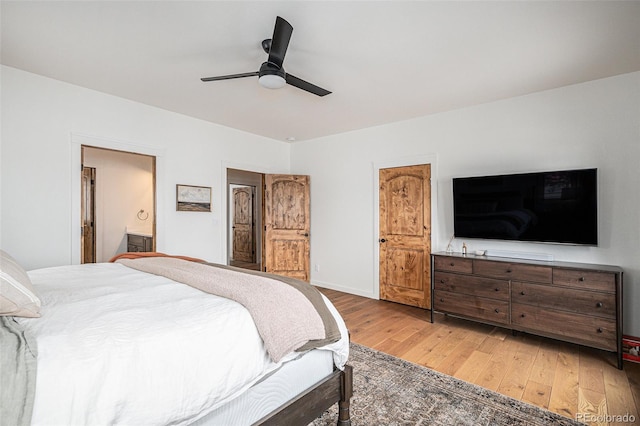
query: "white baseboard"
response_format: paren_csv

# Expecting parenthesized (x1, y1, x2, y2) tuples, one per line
(311, 280, 377, 299)
(484, 249, 554, 262)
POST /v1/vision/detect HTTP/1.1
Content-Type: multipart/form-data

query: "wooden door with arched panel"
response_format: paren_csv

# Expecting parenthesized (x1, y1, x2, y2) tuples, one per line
(232, 186, 255, 263)
(264, 174, 310, 282)
(379, 164, 431, 308)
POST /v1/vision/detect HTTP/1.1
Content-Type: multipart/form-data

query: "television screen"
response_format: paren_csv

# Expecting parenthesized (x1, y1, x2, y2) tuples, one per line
(453, 168, 597, 245)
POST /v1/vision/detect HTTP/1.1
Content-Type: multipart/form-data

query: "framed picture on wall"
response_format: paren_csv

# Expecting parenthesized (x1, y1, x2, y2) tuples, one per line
(176, 184, 211, 212)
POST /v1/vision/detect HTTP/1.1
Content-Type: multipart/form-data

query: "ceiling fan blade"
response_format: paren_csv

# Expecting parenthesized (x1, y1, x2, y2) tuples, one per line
(268, 16, 293, 69)
(201, 72, 258, 82)
(285, 74, 332, 97)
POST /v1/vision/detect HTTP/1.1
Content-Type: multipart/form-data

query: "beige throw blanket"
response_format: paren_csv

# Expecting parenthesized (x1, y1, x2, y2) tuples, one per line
(117, 258, 340, 362)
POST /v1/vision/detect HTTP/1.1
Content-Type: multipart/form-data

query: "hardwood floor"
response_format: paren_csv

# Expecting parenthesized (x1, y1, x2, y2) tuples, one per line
(319, 288, 640, 426)
(229, 260, 261, 271)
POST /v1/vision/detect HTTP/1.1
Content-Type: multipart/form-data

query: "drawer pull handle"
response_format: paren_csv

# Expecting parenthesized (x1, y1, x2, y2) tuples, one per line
(596, 302, 603, 308)
(440, 298, 444, 302)
(494, 309, 500, 313)
(450, 262, 455, 266)
(495, 288, 500, 292)
(597, 328, 603, 333)
(506, 269, 512, 273)
(440, 279, 445, 283)
(579, 277, 585, 282)
(520, 291, 525, 295)
(521, 313, 526, 318)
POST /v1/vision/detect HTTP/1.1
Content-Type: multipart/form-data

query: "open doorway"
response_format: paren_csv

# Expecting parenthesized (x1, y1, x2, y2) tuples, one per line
(227, 169, 263, 271)
(226, 169, 312, 281)
(81, 146, 156, 263)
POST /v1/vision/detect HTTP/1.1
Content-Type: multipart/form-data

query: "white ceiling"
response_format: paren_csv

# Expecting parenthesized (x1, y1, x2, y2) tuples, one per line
(2, 1, 639, 142)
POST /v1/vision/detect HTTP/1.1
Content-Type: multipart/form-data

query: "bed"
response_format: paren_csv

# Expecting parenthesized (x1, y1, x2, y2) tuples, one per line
(0, 250, 352, 425)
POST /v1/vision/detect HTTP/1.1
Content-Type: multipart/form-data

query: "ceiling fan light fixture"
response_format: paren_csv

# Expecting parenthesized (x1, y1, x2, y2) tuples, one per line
(258, 74, 286, 89)
(258, 62, 286, 89)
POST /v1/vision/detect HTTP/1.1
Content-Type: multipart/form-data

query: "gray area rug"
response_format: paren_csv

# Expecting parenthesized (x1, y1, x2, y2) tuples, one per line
(312, 343, 584, 426)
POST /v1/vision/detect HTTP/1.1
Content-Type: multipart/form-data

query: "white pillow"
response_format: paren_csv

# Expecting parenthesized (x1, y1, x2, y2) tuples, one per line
(0, 250, 41, 318)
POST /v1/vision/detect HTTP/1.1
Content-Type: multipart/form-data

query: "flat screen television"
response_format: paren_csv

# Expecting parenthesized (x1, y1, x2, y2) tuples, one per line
(453, 168, 597, 245)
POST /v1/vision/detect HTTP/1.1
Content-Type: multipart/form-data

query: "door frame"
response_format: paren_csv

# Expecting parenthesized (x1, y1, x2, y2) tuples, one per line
(372, 154, 439, 300)
(81, 166, 96, 263)
(70, 133, 164, 264)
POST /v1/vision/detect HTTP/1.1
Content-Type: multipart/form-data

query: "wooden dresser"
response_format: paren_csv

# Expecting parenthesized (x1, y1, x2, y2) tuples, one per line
(431, 252, 624, 368)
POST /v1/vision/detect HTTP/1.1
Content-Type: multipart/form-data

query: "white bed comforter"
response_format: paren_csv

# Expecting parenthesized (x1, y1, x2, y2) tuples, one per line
(16, 263, 349, 426)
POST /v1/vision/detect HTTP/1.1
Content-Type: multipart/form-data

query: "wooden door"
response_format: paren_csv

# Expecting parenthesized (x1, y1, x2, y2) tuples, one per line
(379, 164, 431, 308)
(264, 174, 310, 282)
(81, 167, 96, 263)
(232, 186, 255, 262)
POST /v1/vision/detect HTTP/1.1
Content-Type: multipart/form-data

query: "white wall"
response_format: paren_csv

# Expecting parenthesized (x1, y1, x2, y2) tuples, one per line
(2, 65, 638, 335)
(1, 66, 290, 269)
(292, 72, 640, 336)
(83, 147, 154, 262)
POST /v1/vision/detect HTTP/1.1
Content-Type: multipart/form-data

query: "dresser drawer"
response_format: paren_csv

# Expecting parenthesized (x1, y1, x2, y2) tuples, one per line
(127, 234, 153, 252)
(473, 259, 552, 283)
(434, 290, 509, 325)
(433, 256, 473, 274)
(434, 272, 509, 301)
(512, 282, 615, 319)
(512, 303, 616, 350)
(552, 268, 616, 292)
(128, 234, 146, 246)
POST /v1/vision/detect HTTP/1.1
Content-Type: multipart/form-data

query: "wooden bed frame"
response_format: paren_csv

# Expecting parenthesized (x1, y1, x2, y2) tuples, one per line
(255, 364, 353, 425)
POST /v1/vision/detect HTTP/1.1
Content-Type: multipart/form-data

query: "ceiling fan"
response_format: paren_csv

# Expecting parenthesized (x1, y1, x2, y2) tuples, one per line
(201, 16, 331, 97)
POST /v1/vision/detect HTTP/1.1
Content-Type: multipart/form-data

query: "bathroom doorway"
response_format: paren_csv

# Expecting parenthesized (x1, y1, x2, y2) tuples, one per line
(81, 146, 156, 263)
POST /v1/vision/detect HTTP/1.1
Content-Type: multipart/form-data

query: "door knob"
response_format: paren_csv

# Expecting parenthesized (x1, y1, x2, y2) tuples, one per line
(303, 233, 309, 237)
(379, 238, 387, 243)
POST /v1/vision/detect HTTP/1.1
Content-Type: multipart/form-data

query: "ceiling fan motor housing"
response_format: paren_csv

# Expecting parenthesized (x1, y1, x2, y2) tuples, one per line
(258, 62, 286, 89)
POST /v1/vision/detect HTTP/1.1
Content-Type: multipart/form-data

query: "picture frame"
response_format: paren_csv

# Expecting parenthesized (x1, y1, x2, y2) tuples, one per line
(176, 184, 211, 212)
